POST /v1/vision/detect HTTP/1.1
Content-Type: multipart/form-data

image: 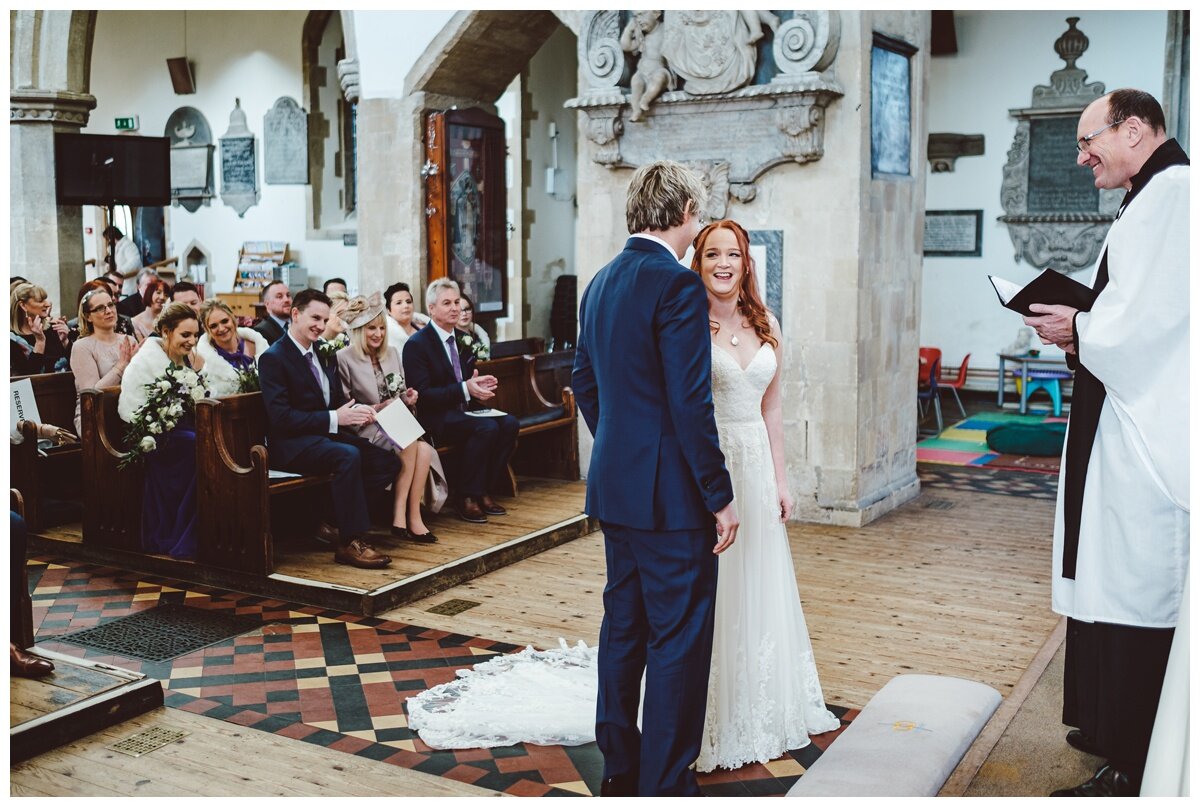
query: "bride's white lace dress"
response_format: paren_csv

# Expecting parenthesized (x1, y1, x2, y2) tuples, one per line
(407, 341, 838, 768)
(695, 342, 839, 770)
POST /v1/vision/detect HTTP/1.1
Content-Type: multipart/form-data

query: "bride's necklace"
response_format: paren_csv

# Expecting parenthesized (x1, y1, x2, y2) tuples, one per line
(716, 313, 745, 346)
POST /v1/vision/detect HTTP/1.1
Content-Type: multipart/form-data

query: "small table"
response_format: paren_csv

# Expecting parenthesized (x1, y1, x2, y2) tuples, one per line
(996, 352, 1072, 415)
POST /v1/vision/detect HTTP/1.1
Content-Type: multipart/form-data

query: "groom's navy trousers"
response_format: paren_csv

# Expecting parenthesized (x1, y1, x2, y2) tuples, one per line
(574, 237, 734, 796)
(597, 521, 718, 796)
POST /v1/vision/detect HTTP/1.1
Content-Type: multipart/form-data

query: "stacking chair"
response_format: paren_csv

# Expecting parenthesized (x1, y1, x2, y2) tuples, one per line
(939, 353, 970, 420)
(917, 347, 943, 435)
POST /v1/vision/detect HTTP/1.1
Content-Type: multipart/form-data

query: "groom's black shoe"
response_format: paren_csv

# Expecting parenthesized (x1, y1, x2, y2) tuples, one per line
(1049, 764, 1137, 796)
(1065, 729, 1103, 756)
(600, 774, 636, 797)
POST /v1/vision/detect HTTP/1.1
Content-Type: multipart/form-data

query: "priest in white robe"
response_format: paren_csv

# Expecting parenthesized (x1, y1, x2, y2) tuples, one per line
(1024, 89, 1189, 798)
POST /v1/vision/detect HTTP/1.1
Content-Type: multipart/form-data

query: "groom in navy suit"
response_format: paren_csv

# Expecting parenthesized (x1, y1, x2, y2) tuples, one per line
(573, 161, 739, 796)
(258, 288, 399, 569)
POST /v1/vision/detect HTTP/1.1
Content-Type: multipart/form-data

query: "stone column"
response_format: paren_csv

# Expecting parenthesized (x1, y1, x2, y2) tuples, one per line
(10, 90, 96, 312)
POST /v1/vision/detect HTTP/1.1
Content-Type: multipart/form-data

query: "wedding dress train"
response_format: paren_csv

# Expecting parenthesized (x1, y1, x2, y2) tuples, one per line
(407, 342, 838, 768)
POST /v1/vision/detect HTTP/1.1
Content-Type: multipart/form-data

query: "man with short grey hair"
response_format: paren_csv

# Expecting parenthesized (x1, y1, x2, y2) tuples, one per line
(117, 267, 159, 318)
(403, 278, 518, 524)
(1024, 88, 1188, 797)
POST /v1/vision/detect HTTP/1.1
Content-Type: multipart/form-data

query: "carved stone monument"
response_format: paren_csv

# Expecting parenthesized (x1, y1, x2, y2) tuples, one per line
(264, 97, 309, 185)
(219, 98, 260, 218)
(568, 10, 843, 215)
(998, 18, 1122, 274)
(165, 106, 214, 212)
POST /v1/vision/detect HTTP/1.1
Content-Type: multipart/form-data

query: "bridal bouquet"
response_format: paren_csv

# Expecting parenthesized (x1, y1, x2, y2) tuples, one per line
(121, 363, 210, 468)
(316, 333, 349, 360)
(456, 331, 490, 361)
(235, 365, 261, 393)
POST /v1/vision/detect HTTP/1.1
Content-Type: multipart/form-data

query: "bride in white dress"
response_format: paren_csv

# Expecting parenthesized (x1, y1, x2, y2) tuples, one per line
(690, 218, 839, 770)
(407, 219, 838, 770)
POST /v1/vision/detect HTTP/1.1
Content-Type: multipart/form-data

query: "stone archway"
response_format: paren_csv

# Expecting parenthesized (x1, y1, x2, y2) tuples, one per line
(10, 10, 99, 310)
(355, 10, 573, 302)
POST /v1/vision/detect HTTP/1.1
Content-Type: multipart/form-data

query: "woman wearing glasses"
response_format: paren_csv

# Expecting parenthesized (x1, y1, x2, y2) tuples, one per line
(69, 286, 139, 434)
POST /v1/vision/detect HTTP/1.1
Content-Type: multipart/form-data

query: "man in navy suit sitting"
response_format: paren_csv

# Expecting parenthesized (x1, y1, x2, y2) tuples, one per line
(258, 288, 398, 569)
(403, 278, 518, 524)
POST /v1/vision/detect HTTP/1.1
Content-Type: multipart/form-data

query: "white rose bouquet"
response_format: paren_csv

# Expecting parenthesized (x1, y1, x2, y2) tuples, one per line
(120, 362, 211, 468)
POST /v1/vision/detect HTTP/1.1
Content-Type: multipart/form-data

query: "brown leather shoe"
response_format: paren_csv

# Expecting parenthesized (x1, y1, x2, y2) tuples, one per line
(11, 643, 54, 678)
(454, 497, 488, 523)
(334, 538, 391, 569)
(315, 522, 340, 546)
(479, 495, 507, 516)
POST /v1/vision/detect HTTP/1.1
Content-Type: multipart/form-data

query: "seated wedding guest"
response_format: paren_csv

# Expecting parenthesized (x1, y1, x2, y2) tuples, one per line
(170, 281, 203, 315)
(131, 278, 170, 342)
(117, 267, 157, 318)
(323, 277, 348, 296)
(403, 278, 517, 524)
(458, 293, 491, 359)
(10, 283, 69, 376)
(253, 280, 292, 345)
(258, 289, 399, 569)
(10, 510, 54, 678)
(118, 302, 207, 560)
(69, 286, 139, 434)
(337, 293, 447, 544)
(322, 290, 351, 344)
(66, 279, 137, 356)
(196, 299, 269, 397)
(385, 281, 430, 350)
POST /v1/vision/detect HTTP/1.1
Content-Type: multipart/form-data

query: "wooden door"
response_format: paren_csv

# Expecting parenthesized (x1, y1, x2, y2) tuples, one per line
(423, 108, 508, 318)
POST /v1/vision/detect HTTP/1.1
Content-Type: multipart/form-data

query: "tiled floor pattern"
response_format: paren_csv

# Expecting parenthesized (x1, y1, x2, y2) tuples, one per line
(918, 464, 1059, 500)
(918, 410, 1067, 474)
(28, 556, 856, 797)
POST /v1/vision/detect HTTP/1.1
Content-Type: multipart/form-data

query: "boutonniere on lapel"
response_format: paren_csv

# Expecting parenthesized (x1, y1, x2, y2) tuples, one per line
(315, 332, 348, 361)
(455, 330, 490, 361)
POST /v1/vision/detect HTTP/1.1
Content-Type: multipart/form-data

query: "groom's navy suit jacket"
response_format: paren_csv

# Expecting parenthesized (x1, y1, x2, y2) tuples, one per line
(573, 236, 733, 529)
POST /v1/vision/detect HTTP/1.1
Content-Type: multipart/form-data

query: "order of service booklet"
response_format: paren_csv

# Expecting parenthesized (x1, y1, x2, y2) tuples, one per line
(988, 269, 1098, 317)
(373, 400, 426, 449)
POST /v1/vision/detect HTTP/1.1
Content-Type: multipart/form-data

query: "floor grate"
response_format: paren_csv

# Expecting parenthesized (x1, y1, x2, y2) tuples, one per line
(52, 603, 262, 662)
(427, 598, 481, 616)
(108, 726, 189, 757)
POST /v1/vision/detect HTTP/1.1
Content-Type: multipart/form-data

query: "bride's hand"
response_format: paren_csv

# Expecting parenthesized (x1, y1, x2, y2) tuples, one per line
(778, 488, 793, 522)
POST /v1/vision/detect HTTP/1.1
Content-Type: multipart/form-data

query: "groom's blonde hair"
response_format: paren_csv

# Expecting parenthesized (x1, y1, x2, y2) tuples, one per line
(625, 160, 707, 235)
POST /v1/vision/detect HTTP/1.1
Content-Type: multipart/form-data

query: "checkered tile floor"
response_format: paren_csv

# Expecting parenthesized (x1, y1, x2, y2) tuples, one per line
(29, 556, 855, 796)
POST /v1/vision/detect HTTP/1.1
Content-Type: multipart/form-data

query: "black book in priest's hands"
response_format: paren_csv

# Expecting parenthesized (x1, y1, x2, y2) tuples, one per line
(988, 269, 1098, 317)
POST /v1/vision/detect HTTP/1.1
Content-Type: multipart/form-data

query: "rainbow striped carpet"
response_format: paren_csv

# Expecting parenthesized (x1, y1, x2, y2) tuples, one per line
(917, 410, 1067, 474)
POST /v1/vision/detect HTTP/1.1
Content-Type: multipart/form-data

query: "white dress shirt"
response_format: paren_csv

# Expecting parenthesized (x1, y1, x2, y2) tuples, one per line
(287, 331, 338, 434)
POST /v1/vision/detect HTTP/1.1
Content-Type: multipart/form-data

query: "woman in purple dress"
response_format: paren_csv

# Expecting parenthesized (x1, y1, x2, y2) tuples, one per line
(117, 303, 207, 559)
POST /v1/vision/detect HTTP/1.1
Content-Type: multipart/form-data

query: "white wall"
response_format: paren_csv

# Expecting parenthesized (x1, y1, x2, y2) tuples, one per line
(922, 10, 1168, 384)
(354, 10, 455, 100)
(523, 26, 579, 345)
(87, 10, 357, 296)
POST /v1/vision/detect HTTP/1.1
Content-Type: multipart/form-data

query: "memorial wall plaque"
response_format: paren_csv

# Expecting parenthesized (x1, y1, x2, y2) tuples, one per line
(870, 33, 916, 178)
(219, 98, 259, 217)
(165, 106, 214, 212)
(264, 97, 309, 185)
(923, 210, 982, 257)
(1027, 117, 1097, 213)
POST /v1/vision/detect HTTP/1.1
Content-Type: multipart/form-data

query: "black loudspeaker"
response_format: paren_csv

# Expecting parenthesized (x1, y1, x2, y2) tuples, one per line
(166, 58, 195, 95)
(931, 11, 958, 56)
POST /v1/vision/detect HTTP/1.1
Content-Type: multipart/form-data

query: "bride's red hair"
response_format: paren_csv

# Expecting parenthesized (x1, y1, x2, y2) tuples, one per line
(690, 219, 777, 348)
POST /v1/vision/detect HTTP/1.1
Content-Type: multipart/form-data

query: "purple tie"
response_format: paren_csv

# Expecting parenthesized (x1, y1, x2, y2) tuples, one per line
(305, 351, 326, 403)
(446, 335, 464, 383)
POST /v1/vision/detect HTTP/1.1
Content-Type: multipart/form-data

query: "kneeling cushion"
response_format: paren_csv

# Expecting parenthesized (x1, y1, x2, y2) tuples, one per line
(788, 674, 1001, 797)
(985, 422, 1066, 456)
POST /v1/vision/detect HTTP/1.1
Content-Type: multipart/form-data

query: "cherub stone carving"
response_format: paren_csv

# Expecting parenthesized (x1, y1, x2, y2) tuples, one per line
(621, 10, 673, 122)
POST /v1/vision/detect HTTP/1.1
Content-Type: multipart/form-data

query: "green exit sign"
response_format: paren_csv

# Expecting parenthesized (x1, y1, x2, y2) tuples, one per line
(114, 116, 139, 131)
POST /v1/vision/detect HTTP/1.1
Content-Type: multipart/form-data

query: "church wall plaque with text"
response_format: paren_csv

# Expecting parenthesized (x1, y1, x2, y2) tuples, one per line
(1027, 117, 1098, 213)
(923, 210, 982, 257)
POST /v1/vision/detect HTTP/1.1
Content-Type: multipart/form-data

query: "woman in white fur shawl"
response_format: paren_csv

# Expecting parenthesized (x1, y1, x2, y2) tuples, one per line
(116, 302, 207, 559)
(195, 299, 270, 397)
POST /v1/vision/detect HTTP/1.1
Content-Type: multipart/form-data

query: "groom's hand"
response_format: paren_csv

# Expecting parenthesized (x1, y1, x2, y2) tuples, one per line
(713, 502, 739, 555)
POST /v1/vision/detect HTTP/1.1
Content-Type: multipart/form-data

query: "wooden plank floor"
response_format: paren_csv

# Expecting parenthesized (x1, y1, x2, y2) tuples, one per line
(272, 478, 587, 590)
(11, 658, 133, 728)
(383, 484, 1060, 710)
(10, 706, 501, 797)
(33, 478, 586, 593)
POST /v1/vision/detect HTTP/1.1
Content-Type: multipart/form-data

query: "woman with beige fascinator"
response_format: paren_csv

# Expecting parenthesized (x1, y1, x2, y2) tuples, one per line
(336, 291, 447, 543)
